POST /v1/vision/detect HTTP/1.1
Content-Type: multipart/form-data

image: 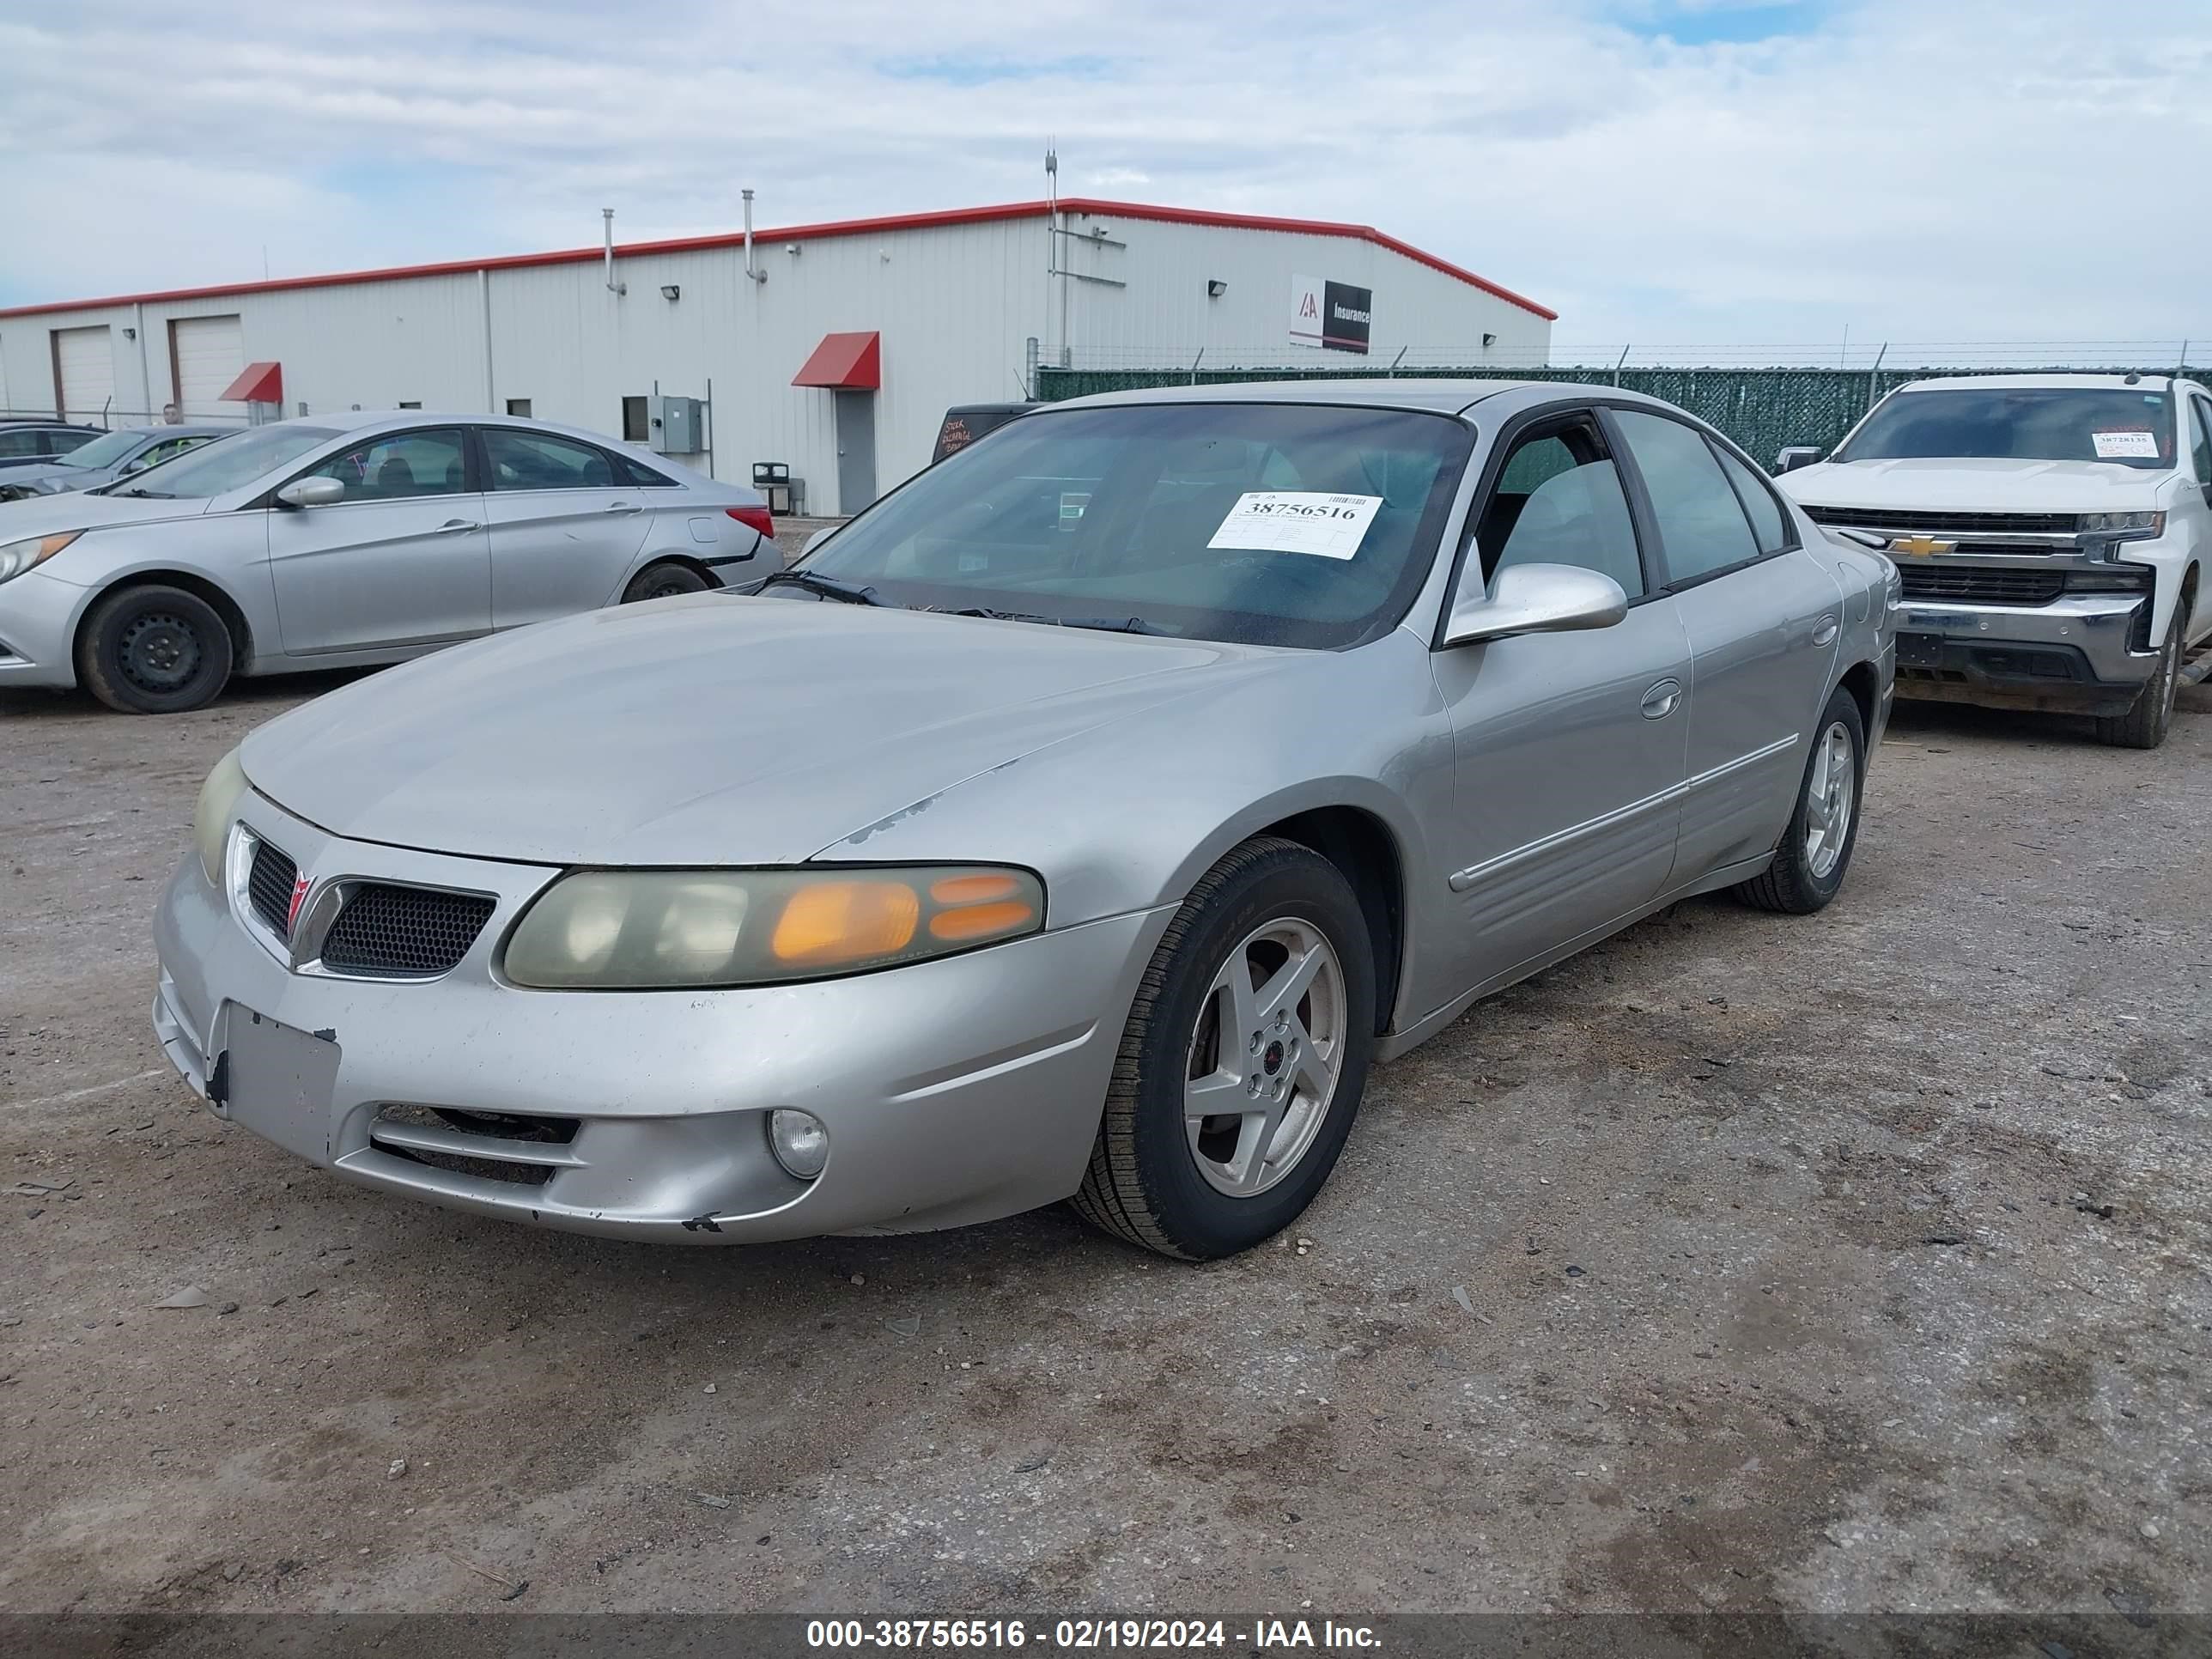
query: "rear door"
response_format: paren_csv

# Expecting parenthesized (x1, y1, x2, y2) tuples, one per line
(1431, 408, 1692, 988)
(481, 427, 654, 629)
(1607, 406, 1843, 878)
(266, 426, 492, 655)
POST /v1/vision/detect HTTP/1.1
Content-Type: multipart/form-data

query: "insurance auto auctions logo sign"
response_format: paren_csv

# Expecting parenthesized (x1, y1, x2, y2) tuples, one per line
(1290, 273, 1373, 356)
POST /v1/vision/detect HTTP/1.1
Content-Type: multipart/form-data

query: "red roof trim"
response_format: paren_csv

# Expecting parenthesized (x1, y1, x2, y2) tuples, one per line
(0, 198, 1553, 323)
(792, 331, 882, 390)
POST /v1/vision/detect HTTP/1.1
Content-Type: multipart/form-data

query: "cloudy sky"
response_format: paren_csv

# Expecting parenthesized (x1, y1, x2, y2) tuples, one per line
(4, 0, 2207, 357)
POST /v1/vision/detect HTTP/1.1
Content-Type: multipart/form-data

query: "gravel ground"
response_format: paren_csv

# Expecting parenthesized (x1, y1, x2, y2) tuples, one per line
(1, 637, 2206, 1623)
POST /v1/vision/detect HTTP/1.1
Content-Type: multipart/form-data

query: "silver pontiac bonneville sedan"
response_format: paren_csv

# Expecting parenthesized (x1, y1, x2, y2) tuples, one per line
(155, 381, 1896, 1261)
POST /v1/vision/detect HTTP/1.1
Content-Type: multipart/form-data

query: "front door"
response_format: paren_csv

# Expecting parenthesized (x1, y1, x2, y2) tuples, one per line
(481, 426, 653, 629)
(1607, 407, 1844, 876)
(1431, 412, 1692, 990)
(267, 427, 491, 655)
(835, 389, 878, 513)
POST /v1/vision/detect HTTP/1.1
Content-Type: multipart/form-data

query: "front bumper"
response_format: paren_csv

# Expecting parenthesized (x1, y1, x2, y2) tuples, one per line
(0, 568, 84, 690)
(151, 793, 1172, 1243)
(1893, 594, 2155, 715)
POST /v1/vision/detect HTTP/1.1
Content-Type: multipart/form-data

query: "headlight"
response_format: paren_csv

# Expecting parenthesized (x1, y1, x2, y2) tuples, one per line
(502, 865, 1045, 989)
(0, 531, 81, 585)
(2081, 511, 2164, 538)
(192, 746, 250, 885)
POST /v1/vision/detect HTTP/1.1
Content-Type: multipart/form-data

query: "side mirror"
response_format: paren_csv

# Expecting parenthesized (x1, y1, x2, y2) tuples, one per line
(1774, 446, 1824, 475)
(1441, 562, 1628, 647)
(800, 526, 836, 557)
(276, 477, 344, 508)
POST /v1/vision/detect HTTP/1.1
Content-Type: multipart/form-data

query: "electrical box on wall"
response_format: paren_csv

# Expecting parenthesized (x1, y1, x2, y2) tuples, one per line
(647, 395, 705, 454)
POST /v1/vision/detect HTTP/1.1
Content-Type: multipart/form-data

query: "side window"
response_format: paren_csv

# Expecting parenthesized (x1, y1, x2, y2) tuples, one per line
(46, 429, 97, 456)
(0, 430, 44, 458)
(306, 429, 469, 501)
(484, 428, 619, 491)
(1711, 442, 1790, 553)
(129, 436, 210, 472)
(2189, 397, 2212, 488)
(1475, 423, 1644, 599)
(1612, 410, 1760, 585)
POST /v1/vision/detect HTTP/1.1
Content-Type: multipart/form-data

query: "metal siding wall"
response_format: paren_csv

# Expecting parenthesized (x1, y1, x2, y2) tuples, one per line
(0, 212, 1540, 504)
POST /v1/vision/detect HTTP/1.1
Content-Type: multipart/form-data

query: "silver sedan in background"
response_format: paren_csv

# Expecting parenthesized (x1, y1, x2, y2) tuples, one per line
(155, 380, 1894, 1261)
(0, 424, 232, 502)
(0, 410, 775, 712)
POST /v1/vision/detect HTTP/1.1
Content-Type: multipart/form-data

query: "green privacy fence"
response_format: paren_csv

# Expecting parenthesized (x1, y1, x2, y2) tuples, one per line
(1034, 363, 2195, 471)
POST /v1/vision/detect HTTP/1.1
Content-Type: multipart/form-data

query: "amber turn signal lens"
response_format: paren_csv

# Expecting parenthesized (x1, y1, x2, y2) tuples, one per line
(927, 900, 1036, 942)
(929, 872, 1021, 906)
(770, 880, 920, 965)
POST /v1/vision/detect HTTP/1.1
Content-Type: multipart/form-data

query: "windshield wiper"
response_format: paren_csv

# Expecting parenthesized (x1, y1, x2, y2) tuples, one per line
(114, 487, 174, 498)
(949, 607, 1166, 635)
(750, 569, 887, 606)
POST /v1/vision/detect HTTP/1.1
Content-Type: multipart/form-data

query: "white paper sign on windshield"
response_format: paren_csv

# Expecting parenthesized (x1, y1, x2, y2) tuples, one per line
(1207, 492, 1383, 559)
(2092, 429, 2160, 459)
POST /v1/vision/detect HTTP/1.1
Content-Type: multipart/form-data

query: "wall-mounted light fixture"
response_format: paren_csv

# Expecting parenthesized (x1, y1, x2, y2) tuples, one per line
(122, 325, 137, 341)
(660, 284, 682, 301)
(786, 243, 801, 256)
(1482, 332, 1498, 348)
(1206, 279, 1227, 298)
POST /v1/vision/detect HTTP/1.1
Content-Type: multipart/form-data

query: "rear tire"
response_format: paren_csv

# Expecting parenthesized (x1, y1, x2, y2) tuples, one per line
(1734, 685, 1865, 915)
(2093, 611, 2182, 750)
(1072, 836, 1375, 1261)
(621, 561, 710, 603)
(76, 584, 234, 714)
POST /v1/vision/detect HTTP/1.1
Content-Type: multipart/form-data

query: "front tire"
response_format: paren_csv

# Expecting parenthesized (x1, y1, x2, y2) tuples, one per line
(76, 584, 234, 714)
(1073, 836, 1376, 1261)
(2093, 610, 2183, 750)
(1734, 685, 1865, 915)
(621, 561, 711, 603)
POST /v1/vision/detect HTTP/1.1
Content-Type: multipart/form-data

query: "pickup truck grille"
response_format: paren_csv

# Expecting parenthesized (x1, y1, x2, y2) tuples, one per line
(1802, 506, 2080, 536)
(1896, 565, 2066, 605)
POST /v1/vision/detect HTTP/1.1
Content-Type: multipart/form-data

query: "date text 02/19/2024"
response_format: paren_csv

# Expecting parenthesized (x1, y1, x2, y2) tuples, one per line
(804, 1619, 1382, 1650)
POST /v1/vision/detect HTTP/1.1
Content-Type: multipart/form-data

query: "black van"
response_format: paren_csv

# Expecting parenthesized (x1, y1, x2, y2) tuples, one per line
(931, 403, 1037, 465)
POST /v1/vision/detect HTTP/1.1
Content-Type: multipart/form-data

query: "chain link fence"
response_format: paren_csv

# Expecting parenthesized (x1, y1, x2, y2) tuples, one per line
(1035, 361, 2198, 471)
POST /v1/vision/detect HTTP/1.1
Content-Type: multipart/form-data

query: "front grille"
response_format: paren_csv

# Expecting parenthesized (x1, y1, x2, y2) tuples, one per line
(319, 884, 495, 977)
(1897, 565, 2066, 605)
(246, 840, 299, 938)
(1802, 505, 2080, 536)
(382, 1144, 555, 1187)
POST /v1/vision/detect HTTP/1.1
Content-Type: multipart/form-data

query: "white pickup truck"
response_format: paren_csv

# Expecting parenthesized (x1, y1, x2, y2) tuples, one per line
(1775, 373, 2211, 747)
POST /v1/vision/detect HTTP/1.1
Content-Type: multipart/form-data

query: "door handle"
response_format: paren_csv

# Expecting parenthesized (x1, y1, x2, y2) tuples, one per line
(436, 520, 480, 533)
(603, 501, 642, 514)
(1812, 615, 1840, 647)
(1640, 678, 1681, 720)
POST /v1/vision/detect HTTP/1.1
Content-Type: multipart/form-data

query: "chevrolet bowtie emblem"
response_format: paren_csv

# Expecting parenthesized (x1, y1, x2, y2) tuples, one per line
(1888, 535, 1954, 557)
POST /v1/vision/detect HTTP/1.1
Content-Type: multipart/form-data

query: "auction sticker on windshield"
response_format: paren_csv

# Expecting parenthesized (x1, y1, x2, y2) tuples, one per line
(1207, 492, 1382, 559)
(2092, 429, 2160, 459)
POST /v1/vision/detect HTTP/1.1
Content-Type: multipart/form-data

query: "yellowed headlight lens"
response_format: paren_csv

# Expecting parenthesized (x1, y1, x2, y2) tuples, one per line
(192, 746, 249, 885)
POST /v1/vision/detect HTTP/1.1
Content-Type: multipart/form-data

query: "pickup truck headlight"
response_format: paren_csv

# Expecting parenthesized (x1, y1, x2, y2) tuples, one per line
(2081, 511, 2164, 538)
(0, 531, 81, 585)
(192, 747, 250, 885)
(503, 865, 1045, 989)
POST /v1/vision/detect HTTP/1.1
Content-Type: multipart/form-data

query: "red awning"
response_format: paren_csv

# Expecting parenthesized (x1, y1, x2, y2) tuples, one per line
(791, 331, 880, 390)
(220, 361, 283, 404)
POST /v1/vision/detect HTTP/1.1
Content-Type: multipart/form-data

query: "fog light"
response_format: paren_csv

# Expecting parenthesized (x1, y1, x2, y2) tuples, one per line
(767, 1109, 829, 1180)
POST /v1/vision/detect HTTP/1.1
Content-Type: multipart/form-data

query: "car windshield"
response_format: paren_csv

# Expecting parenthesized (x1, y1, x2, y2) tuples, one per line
(115, 423, 336, 497)
(53, 429, 146, 470)
(796, 402, 1474, 649)
(1836, 387, 2177, 471)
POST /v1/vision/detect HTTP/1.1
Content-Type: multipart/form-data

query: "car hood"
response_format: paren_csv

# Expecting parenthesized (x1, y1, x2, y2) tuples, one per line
(242, 595, 1293, 866)
(1780, 457, 2162, 514)
(0, 489, 213, 536)
(0, 463, 80, 492)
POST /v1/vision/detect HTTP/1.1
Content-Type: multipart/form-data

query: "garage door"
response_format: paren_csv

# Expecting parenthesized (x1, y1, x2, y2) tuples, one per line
(172, 315, 245, 419)
(54, 325, 116, 424)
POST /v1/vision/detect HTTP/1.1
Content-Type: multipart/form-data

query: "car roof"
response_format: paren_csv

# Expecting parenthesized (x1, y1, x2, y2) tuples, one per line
(0, 418, 95, 430)
(1887, 373, 2191, 394)
(1050, 377, 1681, 419)
(268, 409, 656, 453)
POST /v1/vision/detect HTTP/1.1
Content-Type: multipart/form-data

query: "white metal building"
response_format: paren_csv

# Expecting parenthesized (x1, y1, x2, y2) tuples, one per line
(0, 199, 1553, 515)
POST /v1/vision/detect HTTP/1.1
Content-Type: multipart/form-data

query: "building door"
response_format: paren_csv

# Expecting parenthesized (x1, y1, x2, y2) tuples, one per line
(834, 389, 877, 513)
(53, 325, 115, 423)
(172, 316, 245, 420)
